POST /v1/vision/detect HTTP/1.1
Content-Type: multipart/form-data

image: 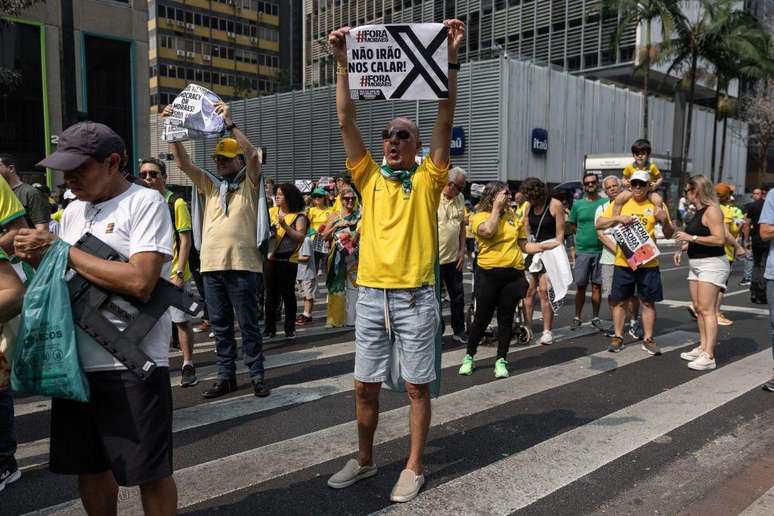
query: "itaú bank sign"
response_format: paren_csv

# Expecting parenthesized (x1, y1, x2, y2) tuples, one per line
(531, 128, 548, 154)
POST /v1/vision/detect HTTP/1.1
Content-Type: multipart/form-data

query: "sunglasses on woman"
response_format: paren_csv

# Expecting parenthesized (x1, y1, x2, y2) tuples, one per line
(381, 129, 412, 141)
(342, 196, 356, 201)
(630, 180, 648, 188)
(139, 171, 159, 179)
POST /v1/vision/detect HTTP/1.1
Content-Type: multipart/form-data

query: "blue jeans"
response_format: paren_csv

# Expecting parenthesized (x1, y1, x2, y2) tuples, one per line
(203, 271, 265, 381)
(0, 389, 14, 465)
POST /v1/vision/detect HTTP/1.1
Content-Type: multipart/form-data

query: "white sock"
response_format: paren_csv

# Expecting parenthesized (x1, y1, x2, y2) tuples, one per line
(183, 360, 193, 367)
(303, 311, 312, 318)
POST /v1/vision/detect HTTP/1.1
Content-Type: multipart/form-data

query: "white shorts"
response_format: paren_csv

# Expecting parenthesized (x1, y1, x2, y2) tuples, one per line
(687, 256, 730, 291)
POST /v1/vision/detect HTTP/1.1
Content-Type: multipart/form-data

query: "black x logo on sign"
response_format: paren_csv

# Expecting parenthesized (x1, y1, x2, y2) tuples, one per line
(386, 26, 449, 99)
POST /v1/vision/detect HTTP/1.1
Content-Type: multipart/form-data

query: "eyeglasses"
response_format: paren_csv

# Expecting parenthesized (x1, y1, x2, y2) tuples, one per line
(381, 128, 412, 141)
(583, 181, 598, 187)
(630, 180, 648, 188)
(342, 196, 356, 201)
(215, 156, 235, 163)
(139, 171, 159, 179)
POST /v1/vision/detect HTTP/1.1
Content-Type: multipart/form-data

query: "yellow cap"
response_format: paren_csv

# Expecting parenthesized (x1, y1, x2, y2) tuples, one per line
(212, 138, 243, 159)
(715, 183, 732, 199)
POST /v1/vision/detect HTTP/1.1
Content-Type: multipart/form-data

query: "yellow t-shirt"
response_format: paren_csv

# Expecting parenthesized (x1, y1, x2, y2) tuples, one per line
(269, 206, 304, 263)
(308, 206, 334, 233)
(164, 191, 192, 281)
(472, 210, 528, 270)
(603, 197, 669, 268)
(438, 193, 465, 265)
(0, 176, 25, 227)
(51, 208, 64, 223)
(514, 200, 529, 225)
(192, 170, 262, 273)
(464, 208, 474, 239)
(720, 204, 739, 262)
(622, 162, 662, 182)
(348, 153, 448, 288)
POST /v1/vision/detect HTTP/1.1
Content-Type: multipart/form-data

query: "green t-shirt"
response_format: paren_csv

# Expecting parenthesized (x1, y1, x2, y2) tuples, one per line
(569, 196, 608, 254)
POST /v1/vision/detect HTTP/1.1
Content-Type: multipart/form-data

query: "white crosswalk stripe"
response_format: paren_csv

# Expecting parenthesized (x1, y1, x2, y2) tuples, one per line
(740, 486, 774, 516)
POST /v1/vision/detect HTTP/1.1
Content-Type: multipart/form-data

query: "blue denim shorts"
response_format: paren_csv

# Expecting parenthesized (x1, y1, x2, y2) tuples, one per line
(354, 285, 439, 385)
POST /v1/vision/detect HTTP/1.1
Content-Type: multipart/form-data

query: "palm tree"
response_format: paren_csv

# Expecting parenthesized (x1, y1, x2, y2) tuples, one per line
(704, 11, 773, 180)
(605, 0, 682, 139)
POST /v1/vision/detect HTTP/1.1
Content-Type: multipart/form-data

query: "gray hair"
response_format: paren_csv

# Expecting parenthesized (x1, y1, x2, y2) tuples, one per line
(602, 175, 620, 188)
(448, 166, 466, 183)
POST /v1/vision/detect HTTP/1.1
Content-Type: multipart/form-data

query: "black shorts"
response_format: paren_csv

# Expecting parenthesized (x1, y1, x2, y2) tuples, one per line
(610, 266, 664, 303)
(49, 367, 173, 486)
(466, 237, 475, 254)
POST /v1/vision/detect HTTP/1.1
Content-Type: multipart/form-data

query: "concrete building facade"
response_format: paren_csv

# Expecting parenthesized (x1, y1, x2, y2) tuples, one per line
(151, 57, 748, 198)
(147, 0, 302, 112)
(1, 0, 150, 182)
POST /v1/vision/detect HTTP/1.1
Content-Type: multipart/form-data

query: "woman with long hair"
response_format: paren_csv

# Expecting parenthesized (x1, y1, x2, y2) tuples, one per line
(673, 175, 728, 370)
(520, 177, 565, 345)
(322, 187, 360, 327)
(264, 183, 308, 339)
(459, 182, 558, 378)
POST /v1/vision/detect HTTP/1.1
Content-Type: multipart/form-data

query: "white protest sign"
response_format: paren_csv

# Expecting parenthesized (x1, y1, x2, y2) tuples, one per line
(609, 222, 660, 270)
(346, 23, 448, 101)
(161, 84, 225, 142)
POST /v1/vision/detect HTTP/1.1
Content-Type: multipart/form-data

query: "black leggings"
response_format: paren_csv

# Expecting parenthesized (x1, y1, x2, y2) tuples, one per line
(264, 260, 298, 334)
(467, 267, 529, 360)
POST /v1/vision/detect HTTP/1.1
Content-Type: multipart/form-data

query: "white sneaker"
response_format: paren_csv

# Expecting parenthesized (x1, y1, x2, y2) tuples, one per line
(327, 458, 377, 489)
(680, 346, 703, 361)
(540, 330, 553, 345)
(390, 469, 425, 503)
(688, 352, 716, 371)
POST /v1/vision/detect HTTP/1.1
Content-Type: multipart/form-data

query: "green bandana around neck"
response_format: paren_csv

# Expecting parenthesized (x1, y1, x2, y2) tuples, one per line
(379, 162, 419, 199)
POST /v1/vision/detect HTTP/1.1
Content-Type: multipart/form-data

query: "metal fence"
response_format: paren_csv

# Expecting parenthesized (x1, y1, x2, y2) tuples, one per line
(151, 56, 748, 190)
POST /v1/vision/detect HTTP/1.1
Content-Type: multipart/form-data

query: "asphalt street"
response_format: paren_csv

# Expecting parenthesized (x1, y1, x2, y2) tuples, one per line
(5, 244, 774, 516)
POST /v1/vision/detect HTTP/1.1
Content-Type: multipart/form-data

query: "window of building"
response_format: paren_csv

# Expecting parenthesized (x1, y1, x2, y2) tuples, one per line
(468, 11, 479, 51)
(176, 9, 184, 21)
(482, 0, 492, 15)
(227, 21, 234, 33)
(219, 19, 227, 31)
(384, 8, 392, 23)
(227, 75, 235, 86)
(508, 33, 518, 42)
(203, 71, 211, 83)
(158, 5, 166, 17)
(569, 17, 582, 28)
(495, 0, 506, 10)
(185, 11, 193, 23)
(150, 94, 157, 107)
(194, 13, 201, 26)
(537, 26, 549, 35)
(509, 0, 519, 6)
(195, 69, 203, 82)
(203, 14, 209, 26)
(522, 30, 533, 39)
(567, 55, 580, 70)
(552, 21, 565, 31)
(587, 12, 600, 24)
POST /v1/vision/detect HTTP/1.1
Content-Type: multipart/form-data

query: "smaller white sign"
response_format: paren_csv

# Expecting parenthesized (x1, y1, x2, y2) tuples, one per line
(161, 84, 225, 142)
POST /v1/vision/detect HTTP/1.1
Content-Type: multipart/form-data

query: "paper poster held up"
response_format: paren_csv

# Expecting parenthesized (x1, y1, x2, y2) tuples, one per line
(161, 84, 226, 142)
(346, 23, 449, 101)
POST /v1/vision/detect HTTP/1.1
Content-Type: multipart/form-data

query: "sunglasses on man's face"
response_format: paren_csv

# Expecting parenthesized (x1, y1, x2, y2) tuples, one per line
(631, 180, 648, 188)
(139, 171, 159, 179)
(583, 181, 598, 187)
(215, 156, 234, 163)
(382, 128, 412, 141)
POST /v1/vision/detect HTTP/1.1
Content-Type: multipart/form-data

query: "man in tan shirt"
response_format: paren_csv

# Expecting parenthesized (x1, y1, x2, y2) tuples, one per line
(438, 166, 467, 342)
(164, 102, 270, 399)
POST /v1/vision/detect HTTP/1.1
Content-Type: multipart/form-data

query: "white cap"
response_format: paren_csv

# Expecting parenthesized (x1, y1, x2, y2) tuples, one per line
(63, 189, 76, 200)
(630, 170, 650, 183)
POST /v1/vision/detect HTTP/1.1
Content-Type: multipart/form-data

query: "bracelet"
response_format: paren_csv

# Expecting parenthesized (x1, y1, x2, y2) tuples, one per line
(336, 64, 348, 76)
(226, 122, 237, 131)
(449, 62, 460, 70)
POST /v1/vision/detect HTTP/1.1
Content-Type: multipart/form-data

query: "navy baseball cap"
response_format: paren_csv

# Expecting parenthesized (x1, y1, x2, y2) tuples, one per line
(37, 121, 125, 171)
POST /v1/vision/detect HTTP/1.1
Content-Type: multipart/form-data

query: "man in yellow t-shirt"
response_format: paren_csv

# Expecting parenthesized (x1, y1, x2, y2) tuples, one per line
(599, 170, 674, 355)
(140, 157, 198, 388)
(164, 101, 269, 400)
(437, 166, 467, 342)
(326, 20, 465, 502)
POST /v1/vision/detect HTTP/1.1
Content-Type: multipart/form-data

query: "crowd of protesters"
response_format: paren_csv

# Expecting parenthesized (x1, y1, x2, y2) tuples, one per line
(2, 18, 774, 514)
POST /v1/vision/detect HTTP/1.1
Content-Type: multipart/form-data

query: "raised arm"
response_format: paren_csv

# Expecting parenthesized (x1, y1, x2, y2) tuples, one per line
(329, 27, 367, 164)
(430, 20, 465, 168)
(215, 101, 262, 186)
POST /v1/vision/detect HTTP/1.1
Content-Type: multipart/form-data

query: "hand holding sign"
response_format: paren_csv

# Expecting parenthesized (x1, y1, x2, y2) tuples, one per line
(214, 101, 233, 128)
(161, 84, 225, 142)
(445, 19, 465, 62)
(328, 26, 351, 67)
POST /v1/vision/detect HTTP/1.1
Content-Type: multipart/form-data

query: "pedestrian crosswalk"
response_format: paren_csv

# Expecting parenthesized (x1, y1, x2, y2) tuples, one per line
(10, 286, 774, 515)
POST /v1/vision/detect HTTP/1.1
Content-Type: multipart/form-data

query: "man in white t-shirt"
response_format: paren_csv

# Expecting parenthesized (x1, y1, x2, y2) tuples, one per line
(15, 122, 177, 515)
(595, 175, 642, 340)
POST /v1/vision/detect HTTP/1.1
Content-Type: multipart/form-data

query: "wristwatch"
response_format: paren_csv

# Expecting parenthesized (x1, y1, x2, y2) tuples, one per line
(691, 235, 698, 242)
(449, 62, 460, 70)
(176, 271, 185, 279)
(225, 121, 237, 131)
